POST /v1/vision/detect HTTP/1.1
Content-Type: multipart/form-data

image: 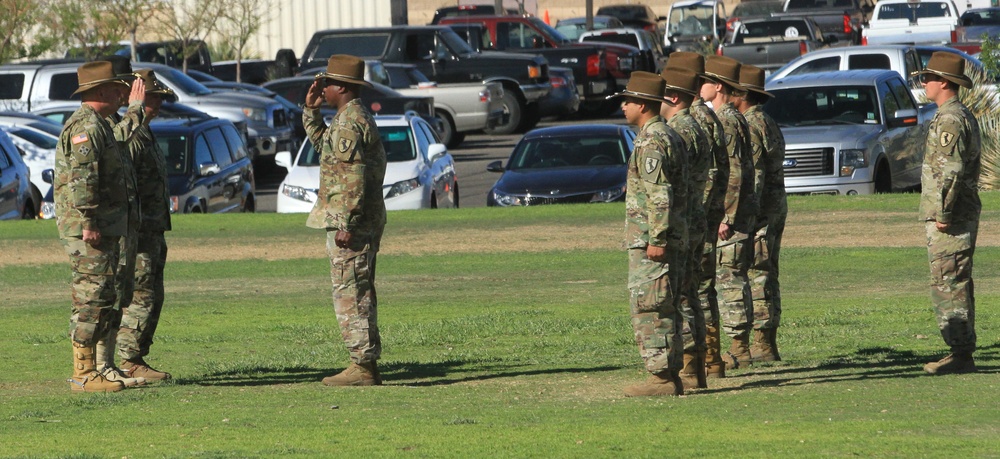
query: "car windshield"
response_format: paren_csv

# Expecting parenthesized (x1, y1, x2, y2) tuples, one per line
(668, 4, 715, 36)
(962, 9, 1000, 25)
(507, 135, 628, 170)
(876, 2, 954, 20)
(156, 133, 190, 176)
(785, 0, 856, 9)
(296, 125, 418, 166)
(581, 32, 641, 48)
(7, 127, 56, 149)
(764, 86, 881, 126)
(160, 67, 213, 96)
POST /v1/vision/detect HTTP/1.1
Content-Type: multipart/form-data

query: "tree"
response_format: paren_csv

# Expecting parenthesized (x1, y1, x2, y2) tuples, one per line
(159, 0, 225, 73)
(218, 0, 271, 82)
(0, 0, 56, 63)
(106, 0, 165, 62)
(43, 0, 129, 60)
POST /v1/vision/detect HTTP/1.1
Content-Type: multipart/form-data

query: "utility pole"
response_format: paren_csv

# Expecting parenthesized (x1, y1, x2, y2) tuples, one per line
(586, 0, 594, 30)
(391, 0, 408, 25)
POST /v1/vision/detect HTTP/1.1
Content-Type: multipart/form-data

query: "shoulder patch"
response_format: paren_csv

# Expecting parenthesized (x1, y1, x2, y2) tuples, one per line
(72, 133, 89, 145)
(939, 130, 956, 148)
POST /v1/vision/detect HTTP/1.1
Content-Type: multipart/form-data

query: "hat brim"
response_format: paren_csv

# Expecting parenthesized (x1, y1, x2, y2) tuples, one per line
(703, 72, 743, 91)
(742, 85, 774, 98)
(606, 89, 664, 103)
(71, 78, 131, 96)
(662, 84, 698, 98)
(315, 72, 374, 88)
(913, 69, 973, 89)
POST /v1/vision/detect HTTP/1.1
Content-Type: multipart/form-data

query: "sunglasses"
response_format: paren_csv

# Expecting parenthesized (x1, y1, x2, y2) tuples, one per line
(918, 73, 943, 84)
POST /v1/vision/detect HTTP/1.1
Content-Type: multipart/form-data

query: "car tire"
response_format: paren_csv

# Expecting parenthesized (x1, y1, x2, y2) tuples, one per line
(483, 90, 522, 136)
(21, 199, 35, 220)
(517, 103, 541, 133)
(435, 113, 462, 148)
(430, 192, 439, 209)
(29, 185, 42, 217)
(874, 160, 891, 194)
(452, 181, 460, 208)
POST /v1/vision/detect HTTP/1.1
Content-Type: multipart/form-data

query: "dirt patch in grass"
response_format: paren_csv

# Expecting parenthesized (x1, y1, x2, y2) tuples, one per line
(3, 217, 998, 267)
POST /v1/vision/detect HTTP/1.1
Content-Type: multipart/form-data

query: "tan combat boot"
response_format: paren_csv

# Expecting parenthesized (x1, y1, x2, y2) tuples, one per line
(322, 362, 382, 386)
(69, 342, 125, 393)
(923, 353, 976, 375)
(705, 323, 726, 378)
(722, 331, 752, 370)
(96, 336, 145, 387)
(678, 350, 708, 390)
(624, 370, 684, 397)
(121, 358, 172, 382)
(749, 328, 780, 363)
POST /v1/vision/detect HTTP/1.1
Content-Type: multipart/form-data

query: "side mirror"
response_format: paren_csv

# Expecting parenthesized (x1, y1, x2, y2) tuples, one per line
(427, 143, 447, 162)
(198, 162, 221, 176)
(42, 168, 54, 184)
(487, 160, 504, 172)
(275, 151, 293, 170)
(888, 108, 918, 128)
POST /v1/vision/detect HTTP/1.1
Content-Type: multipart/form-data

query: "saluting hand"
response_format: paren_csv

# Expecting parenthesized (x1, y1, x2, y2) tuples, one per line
(305, 81, 324, 109)
(129, 78, 146, 105)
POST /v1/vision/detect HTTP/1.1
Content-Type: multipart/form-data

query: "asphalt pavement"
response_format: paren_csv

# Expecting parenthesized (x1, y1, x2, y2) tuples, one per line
(253, 114, 626, 212)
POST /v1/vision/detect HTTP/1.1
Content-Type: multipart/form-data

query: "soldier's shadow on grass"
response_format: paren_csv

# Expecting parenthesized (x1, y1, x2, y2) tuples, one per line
(698, 344, 1000, 394)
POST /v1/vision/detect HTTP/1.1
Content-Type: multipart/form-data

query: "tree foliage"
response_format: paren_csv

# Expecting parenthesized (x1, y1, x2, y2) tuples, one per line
(159, 0, 225, 72)
(217, 0, 271, 82)
(0, 0, 57, 63)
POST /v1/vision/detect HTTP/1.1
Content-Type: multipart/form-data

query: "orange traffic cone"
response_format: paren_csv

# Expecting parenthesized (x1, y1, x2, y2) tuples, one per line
(543, 9, 550, 25)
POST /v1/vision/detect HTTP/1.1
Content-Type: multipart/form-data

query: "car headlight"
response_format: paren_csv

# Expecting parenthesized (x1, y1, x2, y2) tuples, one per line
(492, 190, 525, 206)
(281, 184, 317, 203)
(385, 178, 420, 199)
(40, 202, 56, 219)
(169, 196, 179, 214)
(242, 107, 267, 122)
(839, 149, 867, 177)
(591, 184, 626, 202)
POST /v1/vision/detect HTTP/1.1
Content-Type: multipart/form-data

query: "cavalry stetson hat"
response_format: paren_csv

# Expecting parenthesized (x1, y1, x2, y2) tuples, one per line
(315, 54, 373, 88)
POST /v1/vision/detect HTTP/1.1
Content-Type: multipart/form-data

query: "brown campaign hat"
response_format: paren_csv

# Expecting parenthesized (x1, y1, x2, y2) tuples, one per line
(661, 68, 699, 97)
(72, 61, 131, 96)
(913, 51, 973, 89)
(665, 51, 705, 76)
(704, 56, 743, 90)
(606, 71, 666, 103)
(100, 55, 138, 81)
(135, 68, 176, 101)
(739, 64, 773, 98)
(315, 54, 373, 88)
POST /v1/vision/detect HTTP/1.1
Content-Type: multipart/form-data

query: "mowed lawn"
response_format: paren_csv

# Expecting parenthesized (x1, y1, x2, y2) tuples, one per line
(0, 194, 997, 458)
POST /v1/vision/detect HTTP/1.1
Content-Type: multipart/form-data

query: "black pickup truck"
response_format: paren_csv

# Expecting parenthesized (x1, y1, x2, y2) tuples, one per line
(300, 26, 551, 134)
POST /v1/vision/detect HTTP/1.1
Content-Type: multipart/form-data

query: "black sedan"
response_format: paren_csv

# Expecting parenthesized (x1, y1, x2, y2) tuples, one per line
(486, 124, 635, 206)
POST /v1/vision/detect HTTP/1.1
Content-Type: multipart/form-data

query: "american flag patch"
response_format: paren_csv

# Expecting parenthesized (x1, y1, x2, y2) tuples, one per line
(71, 133, 89, 145)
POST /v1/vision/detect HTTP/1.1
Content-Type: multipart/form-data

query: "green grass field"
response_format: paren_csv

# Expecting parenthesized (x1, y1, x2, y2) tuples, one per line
(1, 194, 997, 458)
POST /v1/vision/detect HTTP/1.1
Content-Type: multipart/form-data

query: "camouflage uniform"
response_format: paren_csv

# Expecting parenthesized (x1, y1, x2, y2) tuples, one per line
(744, 105, 787, 330)
(304, 99, 387, 365)
(688, 99, 729, 328)
(55, 104, 133, 346)
(714, 102, 758, 338)
(108, 105, 145, 313)
(118, 123, 172, 361)
(666, 108, 711, 353)
(920, 96, 981, 354)
(626, 115, 688, 374)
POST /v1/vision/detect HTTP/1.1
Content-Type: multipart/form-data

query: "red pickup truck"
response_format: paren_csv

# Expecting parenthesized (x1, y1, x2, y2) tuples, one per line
(441, 15, 648, 114)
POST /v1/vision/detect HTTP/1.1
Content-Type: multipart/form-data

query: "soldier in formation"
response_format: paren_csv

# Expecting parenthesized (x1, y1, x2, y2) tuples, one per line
(303, 55, 389, 386)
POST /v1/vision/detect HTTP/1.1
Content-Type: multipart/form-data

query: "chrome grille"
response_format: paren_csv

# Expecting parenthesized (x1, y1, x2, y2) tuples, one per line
(783, 148, 833, 177)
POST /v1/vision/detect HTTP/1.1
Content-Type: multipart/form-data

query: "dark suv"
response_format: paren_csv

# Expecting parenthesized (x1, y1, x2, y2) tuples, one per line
(150, 117, 256, 213)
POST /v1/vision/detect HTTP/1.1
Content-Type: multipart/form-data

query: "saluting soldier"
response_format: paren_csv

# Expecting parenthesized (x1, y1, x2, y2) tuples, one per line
(660, 67, 712, 390)
(303, 55, 388, 386)
(915, 52, 981, 375)
(55, 62, 135, 392)
(735, 64, 787, 363)
(614, 71, 689, 397)
(118, 69, 176, 382)
(701, 56, 758, 371)
(663, 52, 730, 378)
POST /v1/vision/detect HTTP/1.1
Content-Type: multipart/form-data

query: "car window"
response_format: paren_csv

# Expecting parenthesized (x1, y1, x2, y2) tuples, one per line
(847, 54, 891, 70)
(193, 133, 213, 167)
(314, 34, 389, 61)
(0, 74, 25, 99)
(877, 2, 953, 20)
(786, 0, 856, 9)
(204, 127, 233, 167)
(497, 22, 547, 50)
(405, 32, 438, 60)
(880, 81, 900, 119)
(787, 56, 840, 76)
(157, 134, 189, 175)
(40, 112, 72, 125)
(0, 142, 11, 169)
(221, 124, 248, 160)
(417, 119, 440, 145)
(410, 120, 431, 156)
(49, 73, 80, 100)
(8, 127, 57, 149)
(905, 49, 922, 80)
(735, 20, 811, 43)
(380, 125, 417, 162)
(582, 32, 641, 48)
(887, 77, 916, 111)
(508, 135, 628, 170)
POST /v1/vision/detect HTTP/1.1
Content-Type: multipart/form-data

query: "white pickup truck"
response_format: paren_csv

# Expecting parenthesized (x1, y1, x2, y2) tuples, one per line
(861, 0, 961, 45)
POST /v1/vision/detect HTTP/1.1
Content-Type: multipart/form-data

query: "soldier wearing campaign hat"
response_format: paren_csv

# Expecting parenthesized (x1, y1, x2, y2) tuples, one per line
(55, 61, 137, 392)
(914, 52, 981, 375)
(611, 71, 690, 396)
(302, 55, 387, 386)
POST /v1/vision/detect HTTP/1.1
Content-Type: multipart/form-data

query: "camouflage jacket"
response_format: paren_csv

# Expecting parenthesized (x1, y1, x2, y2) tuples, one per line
(626, 115, 689, 250)
(667, 107, 711, 235)
(54, 104, 133, 238)
(303, 99, 387, 246)
(716, 102, 757, 229)
(689, 99, 729, 225)
(130, 124, 172, 232)
(744, 105, 787, 220)
(919, 96, 981, 225)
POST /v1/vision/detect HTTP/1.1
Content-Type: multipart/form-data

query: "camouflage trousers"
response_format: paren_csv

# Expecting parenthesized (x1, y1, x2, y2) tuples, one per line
(116, 226, 138, 310)
(327, 231, 381, 364)
(679, 222, 708, 352)
(63, 235, 121, 346)
(698, 217, 724, 329)
(716, 224, 754, 338)
(628, 248, 685, 374)
(118, 231, 168, 361)
(748, 214, 786, 330)
(926, 221, 977, 353)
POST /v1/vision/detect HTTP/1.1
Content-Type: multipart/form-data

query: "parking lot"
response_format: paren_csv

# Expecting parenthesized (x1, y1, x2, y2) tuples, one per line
(253, 114, 625, 213)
